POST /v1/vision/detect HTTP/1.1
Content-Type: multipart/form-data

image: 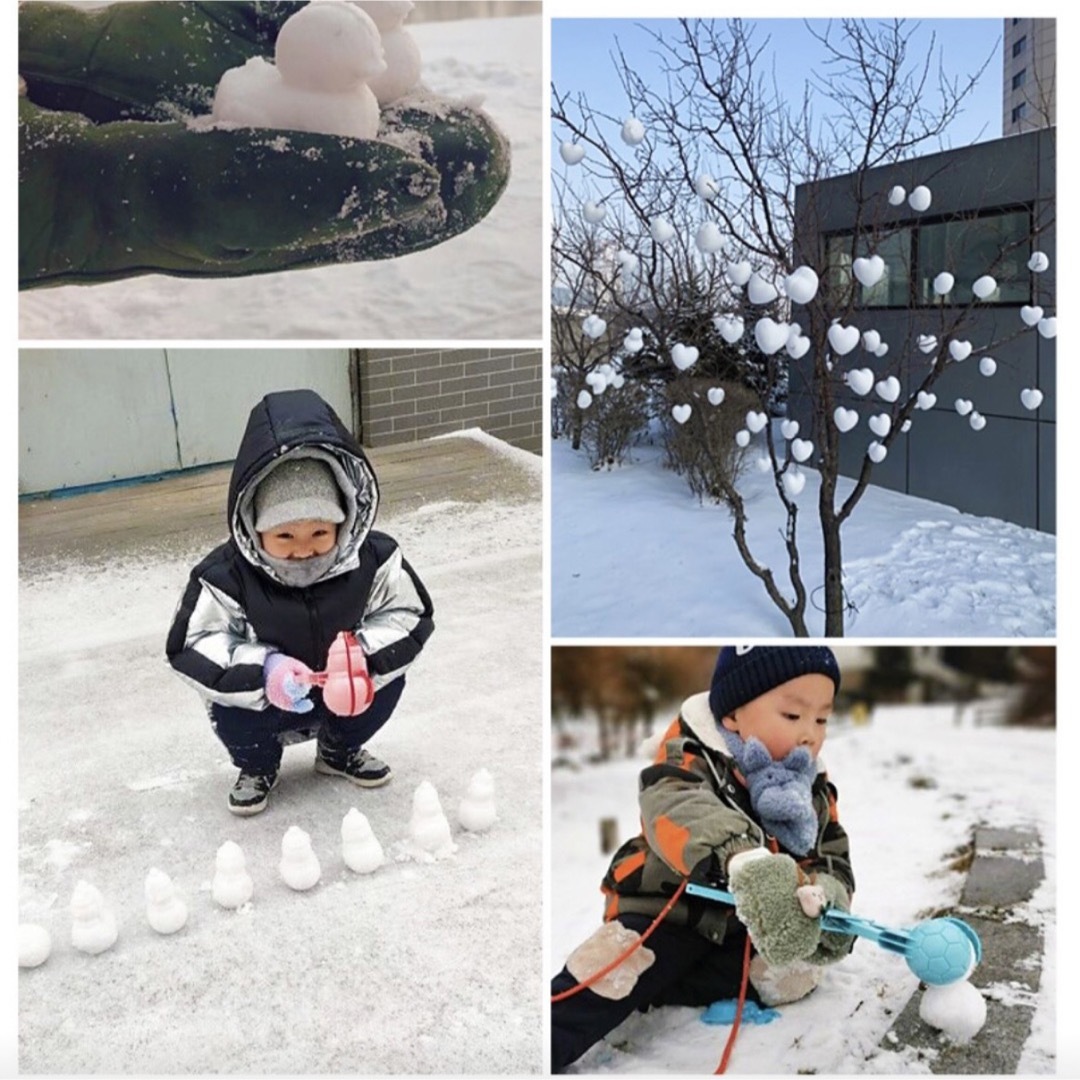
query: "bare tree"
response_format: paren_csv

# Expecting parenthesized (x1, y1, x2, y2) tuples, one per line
(552, 18, 1054, 636)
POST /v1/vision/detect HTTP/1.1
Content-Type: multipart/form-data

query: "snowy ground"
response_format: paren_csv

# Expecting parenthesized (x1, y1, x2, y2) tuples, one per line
(18, 473, 543, 1072)
(18, 12, 542, 340)
(551, 437, 1056, 638)
(551, 704, 1055, 1074)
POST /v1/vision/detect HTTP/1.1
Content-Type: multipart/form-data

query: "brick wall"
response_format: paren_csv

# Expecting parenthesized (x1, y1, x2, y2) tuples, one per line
(358, 348, 542, 453)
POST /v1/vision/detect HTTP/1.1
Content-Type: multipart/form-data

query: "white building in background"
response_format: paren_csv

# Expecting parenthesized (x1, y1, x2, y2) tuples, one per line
(1003, 18, 1055, 134)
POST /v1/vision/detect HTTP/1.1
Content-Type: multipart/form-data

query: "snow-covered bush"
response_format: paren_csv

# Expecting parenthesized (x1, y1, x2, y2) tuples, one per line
(579, 377, 650, 470)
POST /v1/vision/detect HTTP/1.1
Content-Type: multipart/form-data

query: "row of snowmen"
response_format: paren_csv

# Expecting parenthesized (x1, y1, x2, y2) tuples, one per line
(19, 771, 496, 969)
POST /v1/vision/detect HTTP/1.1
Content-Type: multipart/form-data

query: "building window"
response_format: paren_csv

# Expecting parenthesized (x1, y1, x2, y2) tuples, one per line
(1012, 102, 1028, 123)
(825, 230, 912, 308)
(1013, 68, 1027, 90)
(1012, 35, 1027, 57)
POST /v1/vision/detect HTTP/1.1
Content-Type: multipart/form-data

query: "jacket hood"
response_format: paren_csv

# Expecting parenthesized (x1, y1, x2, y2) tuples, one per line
(228, 390, 379, 586)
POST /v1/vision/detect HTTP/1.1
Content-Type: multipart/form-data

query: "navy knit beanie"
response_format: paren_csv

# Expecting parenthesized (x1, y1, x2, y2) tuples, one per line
(708, 646, 841, 722)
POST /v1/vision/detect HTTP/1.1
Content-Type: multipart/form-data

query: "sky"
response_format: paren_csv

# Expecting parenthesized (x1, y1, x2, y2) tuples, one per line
(552, 18, 1007, 155)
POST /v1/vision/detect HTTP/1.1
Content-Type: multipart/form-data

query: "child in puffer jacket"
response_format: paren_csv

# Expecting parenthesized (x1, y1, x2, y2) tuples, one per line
(166, 389, 433, 816)
(551, 646, 855, 1072)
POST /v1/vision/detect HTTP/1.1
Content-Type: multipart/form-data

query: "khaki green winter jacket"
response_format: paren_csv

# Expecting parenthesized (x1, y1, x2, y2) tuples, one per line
(601, 692, 855, 945)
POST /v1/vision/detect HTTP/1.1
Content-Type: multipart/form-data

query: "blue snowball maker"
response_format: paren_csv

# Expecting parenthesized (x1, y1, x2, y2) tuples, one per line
(701, 999, 781, 1026)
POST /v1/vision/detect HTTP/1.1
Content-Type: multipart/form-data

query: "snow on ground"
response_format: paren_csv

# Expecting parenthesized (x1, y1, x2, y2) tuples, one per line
(18, 14, 541, 340)
(18, 490, 543, 1073)
(551, 704, 1055, 1074)
(551, 438, 1056, 638)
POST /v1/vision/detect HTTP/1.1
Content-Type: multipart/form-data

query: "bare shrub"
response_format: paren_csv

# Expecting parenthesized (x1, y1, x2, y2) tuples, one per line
(580, 379, 651, 470)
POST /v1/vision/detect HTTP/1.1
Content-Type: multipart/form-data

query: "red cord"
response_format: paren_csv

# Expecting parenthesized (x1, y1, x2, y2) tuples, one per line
(550, 880, 688, 1003)
(715, 931, 753, 1074)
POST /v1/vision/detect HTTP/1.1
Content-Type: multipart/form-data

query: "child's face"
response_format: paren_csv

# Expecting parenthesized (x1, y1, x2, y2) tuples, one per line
(721, 674, 834, 760)
(259, 519, 338, 560)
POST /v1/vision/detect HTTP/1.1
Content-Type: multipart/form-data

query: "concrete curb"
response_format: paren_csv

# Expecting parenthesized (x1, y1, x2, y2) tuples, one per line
(881, 827, 1045, 1073)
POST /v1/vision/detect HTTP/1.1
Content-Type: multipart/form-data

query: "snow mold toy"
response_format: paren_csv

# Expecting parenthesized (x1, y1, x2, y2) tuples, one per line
(297, 631, 375, 717)
(685, 883, 982, 985)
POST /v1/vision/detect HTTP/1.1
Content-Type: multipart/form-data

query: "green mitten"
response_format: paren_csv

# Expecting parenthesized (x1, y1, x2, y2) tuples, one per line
(727, 851, 821, 966)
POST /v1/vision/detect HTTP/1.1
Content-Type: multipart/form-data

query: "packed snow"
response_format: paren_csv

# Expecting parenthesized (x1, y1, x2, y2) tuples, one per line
(19, 13, 541, 339)
(551, 703, 1055, 1073)
(18, 463, 543, 1073)
(551, 436, 1055, 637)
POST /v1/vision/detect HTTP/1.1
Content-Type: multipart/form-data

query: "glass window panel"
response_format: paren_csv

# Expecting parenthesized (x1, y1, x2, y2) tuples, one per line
(915, 210, 1031, 305)
(1012, 68, 1027, 90)
(1012, 35, 1027, 57)
(825, 229, 912, 308)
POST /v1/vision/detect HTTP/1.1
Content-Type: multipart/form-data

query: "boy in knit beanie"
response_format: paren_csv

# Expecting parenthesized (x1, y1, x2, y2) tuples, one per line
(551, 646, 855, 1072)
(167, 390, 433, 815)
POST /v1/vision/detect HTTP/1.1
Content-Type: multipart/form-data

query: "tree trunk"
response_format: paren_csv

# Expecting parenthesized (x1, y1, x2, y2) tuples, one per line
(822, 513, 845, 637)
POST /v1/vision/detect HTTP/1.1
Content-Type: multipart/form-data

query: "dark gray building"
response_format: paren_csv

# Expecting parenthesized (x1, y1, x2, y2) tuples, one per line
(791, 126, 1055, 532)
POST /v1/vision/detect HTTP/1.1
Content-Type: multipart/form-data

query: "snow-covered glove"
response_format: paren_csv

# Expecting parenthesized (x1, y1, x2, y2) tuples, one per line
(18, 1, 509, 289)
(727, 849, 821, 966)
(802, 873, 853, 966)
(264, 653, 315, 714)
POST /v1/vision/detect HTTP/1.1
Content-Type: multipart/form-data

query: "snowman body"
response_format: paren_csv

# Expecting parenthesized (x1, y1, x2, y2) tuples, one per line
(145, 869, 189, 935)
(212, 842, 254, 909)
(70, 881, 118, 955)
(459, 769, 497, 832)
(409, 781, 454, 855)
(280, 826, 322, 891)
(19, 924, 52, 968)
(341, 808, 385, 874)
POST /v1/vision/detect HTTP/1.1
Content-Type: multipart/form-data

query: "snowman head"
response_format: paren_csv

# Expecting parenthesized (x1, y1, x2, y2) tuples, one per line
(276, 4, 387, 92)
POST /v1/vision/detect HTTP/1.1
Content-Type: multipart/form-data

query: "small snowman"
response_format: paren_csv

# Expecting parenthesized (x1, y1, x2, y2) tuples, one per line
(341, 808, 385, 874)
(458, 768, 497, 832)
(919, 979, 987, 1043)
(279, 826, 322, 891)
(356, 1, 422, 104)
(212, 841, 254, 910)
(18, 924, 52, 969)
(212, 4, 387, 140)
(409, 780, 455, 856)
(70, 880, 118, 955)
(144, 869, 189, 935)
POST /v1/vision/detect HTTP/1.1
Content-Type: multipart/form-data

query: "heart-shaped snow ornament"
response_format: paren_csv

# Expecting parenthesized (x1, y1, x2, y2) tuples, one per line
(901, 419, 912, 433)
(582, 314, 607, 340)
(791, 438, 814, 463)
(695, 222, 727, 254)
(1028, 251, 1050, 273)
(784, 266, 820, 305)
(671, 404, 692, 425)
(714, 314, 745, 344)
(1020, 305, 1044, 327)
(954, 398, 973, 416)
(755, 455, 772, 473)
(735, 429, 751, 448)
(874, 342, 890, 358)
(917, 334, 938, 354)
(979, 356, 997, 377)
(948, 340, 972, 362)
(621, 117, 646, 145)
(754, 318, 789, 356)
(745, 410, 767, 434)
(786, 335, 811, 360)
(782, 468, 806, 498)
(582, 201, 607, 224)
(875, 376, 901, 403)
(586, 371, 607, 392)
(828, 324, 861, 356)
(611, 373, 626, 389)
(726, 260, 753, 287)
(559, 141, 585, 165)
(851, 252, 885, 287)
(867, 441, 888, 464)
(747, 273, 779, 305)
(1037, 317, 1057, 339)
(617, 250, 640, 274)
(833, 407, 859, 433)
(547, 377, 557, 399)
(969, 412, 987, 431)
(695, 174, 720, 201)
(852, 255, 885, 288)
(908, 185, 932, 212)
(623, 331, 644, 354)
(846, 368, 875, 396)
(887, 185, 906, 206)
(671, 343, 699, 371)
(972, 275, 998, 300)
(933, 272, 955, 296)
(576, 390, 593, 410)
(707, 387, 726, 407)
(862, 329, 882, 353)
(1020, 388, 1044, 410)
(869, 413, 892, 438)
(780, 419, 800, 440)
(649, 217, 675, 244)
(916, 391, 937, 411)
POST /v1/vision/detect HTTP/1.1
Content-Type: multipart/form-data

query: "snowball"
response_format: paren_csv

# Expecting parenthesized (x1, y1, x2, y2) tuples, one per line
(918, 980, 987, 1043)
(19, 924, 51, 969)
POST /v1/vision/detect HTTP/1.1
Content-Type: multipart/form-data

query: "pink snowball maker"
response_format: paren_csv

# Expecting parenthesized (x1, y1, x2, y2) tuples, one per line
(298, 631, 375, 716)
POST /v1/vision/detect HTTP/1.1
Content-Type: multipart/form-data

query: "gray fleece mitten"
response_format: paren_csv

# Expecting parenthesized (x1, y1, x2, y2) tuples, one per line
(806, 873, 852, 965)
(728, 850, 821, 966)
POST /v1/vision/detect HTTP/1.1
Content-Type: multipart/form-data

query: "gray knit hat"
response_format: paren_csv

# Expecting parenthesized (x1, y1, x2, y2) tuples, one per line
(253, 457, 345, 532)
(708, 646, 841, 721)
